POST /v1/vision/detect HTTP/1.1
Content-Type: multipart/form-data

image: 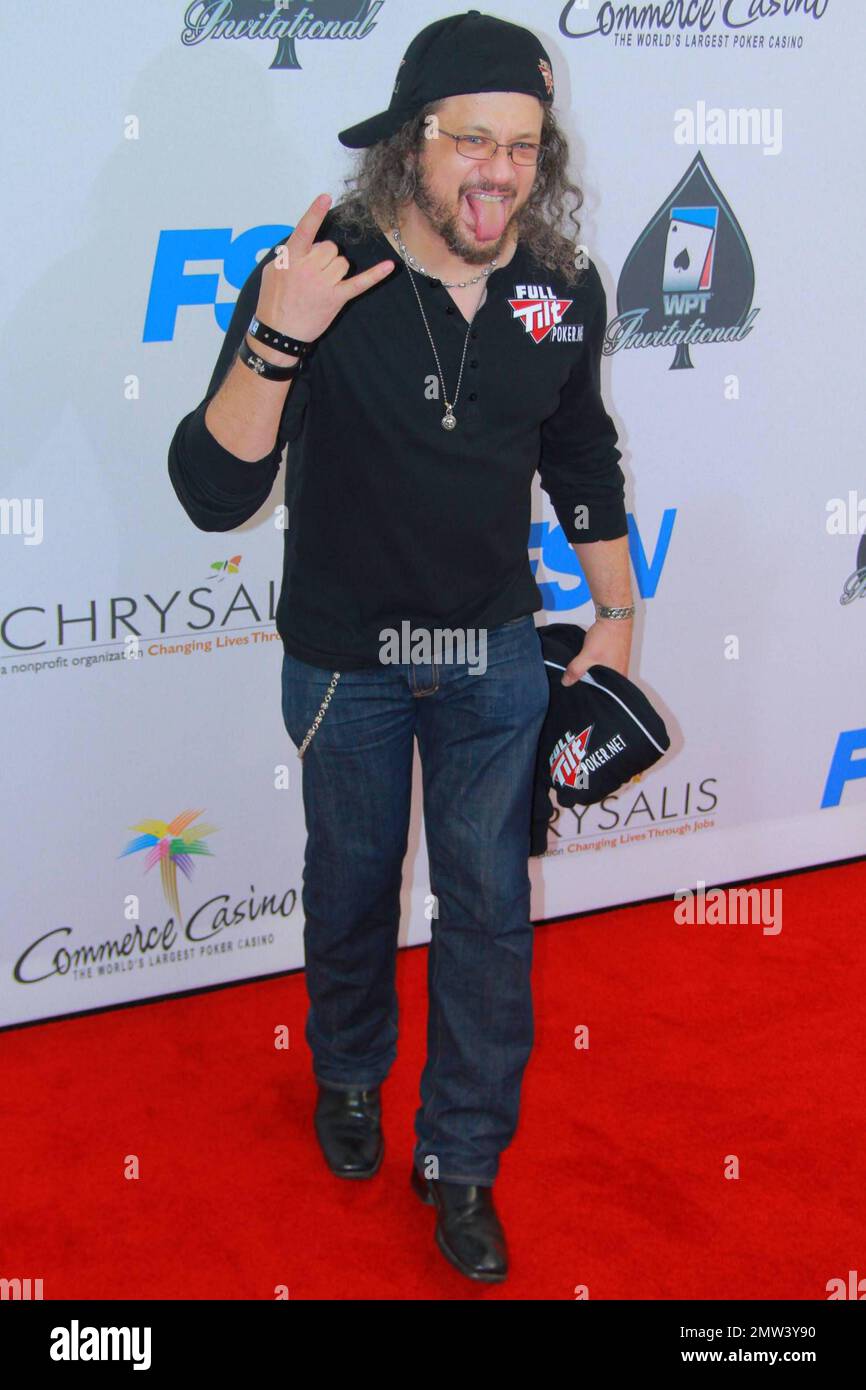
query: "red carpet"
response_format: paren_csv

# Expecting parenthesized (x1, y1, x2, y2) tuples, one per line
(2, 858, 864, 1300)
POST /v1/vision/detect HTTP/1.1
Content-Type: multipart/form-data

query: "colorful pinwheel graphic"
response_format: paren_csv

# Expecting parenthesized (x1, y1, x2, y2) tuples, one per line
(207, 555, 242, 582)
(119, 810, 217, 929)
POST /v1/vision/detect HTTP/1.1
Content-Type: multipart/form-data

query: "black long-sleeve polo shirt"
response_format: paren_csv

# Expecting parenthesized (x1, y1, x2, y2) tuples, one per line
(167, 207, 628, 670)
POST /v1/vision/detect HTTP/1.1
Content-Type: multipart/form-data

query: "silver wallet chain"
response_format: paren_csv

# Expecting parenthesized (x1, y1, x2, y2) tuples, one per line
(297, 671, 341, 758)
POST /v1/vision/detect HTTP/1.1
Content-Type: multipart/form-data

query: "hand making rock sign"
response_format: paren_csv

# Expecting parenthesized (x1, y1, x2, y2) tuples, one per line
(255, 192, 396, 346)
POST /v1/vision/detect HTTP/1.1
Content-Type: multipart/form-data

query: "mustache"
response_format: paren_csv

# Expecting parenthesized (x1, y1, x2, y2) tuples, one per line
(461, 185, 516, 197)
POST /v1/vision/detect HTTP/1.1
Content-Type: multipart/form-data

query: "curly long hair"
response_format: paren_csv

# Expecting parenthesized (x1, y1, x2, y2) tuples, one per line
(330, 98, 588, 287)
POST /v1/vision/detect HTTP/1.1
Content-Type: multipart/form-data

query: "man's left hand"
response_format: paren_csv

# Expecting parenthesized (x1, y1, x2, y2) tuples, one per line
(561, 618, 633, 685)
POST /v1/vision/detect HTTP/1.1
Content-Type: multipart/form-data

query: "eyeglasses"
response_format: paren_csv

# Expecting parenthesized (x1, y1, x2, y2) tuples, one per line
(435, 128, 546, 167)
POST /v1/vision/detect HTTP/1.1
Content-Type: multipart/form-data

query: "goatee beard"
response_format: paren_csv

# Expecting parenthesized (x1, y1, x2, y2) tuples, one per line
(411, 169, 521, 266)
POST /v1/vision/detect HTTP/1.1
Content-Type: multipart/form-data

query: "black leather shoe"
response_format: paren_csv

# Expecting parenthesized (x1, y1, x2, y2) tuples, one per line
(313, 1083, 383, 1178)
(410, 1165, 508, 1282)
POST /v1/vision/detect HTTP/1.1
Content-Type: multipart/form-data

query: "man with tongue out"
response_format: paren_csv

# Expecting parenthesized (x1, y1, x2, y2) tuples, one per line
(334, 13, 632, 1284)
(178, 11, 633, 1286)
(333, 10, 634, 1283)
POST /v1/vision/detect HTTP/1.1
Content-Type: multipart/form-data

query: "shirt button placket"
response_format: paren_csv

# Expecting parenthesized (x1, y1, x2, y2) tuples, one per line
(468, 327, 479, 411)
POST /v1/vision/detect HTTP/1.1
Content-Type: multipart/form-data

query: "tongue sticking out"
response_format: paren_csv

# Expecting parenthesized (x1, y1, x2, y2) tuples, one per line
(464, 192, 509, 243)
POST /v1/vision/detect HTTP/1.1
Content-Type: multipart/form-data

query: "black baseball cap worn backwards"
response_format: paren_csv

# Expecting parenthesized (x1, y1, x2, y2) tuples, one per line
(337, 9, 556, 149)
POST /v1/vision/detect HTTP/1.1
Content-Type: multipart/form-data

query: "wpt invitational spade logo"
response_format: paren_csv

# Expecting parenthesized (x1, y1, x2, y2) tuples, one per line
(612, 152, 759, 370)
(180, 1, 381, 71)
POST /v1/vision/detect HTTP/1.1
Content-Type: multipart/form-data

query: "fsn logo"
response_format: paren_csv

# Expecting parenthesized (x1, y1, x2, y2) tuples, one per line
(821, 728, 866, 808)
(143, 225, 293, 342)
(0, 1276, 43, 1299)
(529, 510, 676, 613)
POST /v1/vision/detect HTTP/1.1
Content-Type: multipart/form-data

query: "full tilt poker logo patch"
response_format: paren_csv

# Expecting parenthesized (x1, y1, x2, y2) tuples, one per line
(508, 284, 582, 344)
(549, 725, 593, 790)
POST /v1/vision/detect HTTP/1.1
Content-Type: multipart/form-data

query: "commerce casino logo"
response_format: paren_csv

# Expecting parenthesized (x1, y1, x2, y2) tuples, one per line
(179, 0, 384, 68)
(116, 810, 217, 933)
(557, 0, 830, 45)
(609, 153, 758, 370)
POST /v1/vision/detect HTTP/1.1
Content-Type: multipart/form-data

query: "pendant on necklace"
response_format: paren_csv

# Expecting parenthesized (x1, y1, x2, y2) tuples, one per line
(442, 409, 457, 430)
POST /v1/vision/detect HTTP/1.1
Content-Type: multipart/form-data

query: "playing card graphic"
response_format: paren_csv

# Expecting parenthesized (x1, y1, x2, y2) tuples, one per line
(663, 208, 717, 293)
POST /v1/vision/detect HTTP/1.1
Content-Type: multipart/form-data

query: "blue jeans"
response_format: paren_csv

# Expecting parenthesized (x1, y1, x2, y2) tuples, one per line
(280, 615, 550, 1186)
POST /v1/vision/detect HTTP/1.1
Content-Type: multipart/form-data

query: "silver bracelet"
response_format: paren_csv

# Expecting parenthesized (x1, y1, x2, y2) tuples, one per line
(595, 603, 635, 620)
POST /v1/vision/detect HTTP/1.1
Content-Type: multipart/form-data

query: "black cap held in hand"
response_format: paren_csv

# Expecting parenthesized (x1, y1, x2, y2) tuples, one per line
(530, 624, 672, 856)
(337, 10, 556, 149)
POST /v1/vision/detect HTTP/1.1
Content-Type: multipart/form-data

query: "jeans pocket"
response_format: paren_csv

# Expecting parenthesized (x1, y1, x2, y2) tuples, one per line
(281, 666, 303, 751)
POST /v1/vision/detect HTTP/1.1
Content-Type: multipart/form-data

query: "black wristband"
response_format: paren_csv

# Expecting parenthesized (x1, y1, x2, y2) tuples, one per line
(247, 315, 314, 358)
(238, 337, 301, 381)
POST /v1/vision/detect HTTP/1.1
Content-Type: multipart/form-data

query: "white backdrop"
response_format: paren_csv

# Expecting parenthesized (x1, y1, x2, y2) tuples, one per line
(2, 0, 863, 1028)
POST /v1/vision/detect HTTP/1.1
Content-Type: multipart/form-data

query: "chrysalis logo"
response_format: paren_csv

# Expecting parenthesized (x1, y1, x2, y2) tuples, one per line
(207, 554, 242, 582)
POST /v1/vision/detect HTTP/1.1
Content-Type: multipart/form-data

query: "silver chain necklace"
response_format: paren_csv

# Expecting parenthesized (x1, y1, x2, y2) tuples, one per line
(390, 223, 498, 288)
(391, 224, 491, 431)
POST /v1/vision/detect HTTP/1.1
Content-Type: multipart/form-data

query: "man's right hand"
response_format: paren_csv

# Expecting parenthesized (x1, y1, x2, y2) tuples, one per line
(254, 192, 396, 347)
